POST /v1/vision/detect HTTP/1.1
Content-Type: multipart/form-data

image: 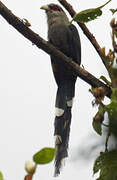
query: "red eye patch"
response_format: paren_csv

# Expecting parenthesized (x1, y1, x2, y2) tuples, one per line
(49, 4, 63, 12)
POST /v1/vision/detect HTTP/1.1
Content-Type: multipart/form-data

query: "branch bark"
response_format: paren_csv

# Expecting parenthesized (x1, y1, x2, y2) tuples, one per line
(58, 0, 107, 67)
(0, 1, 111, 98)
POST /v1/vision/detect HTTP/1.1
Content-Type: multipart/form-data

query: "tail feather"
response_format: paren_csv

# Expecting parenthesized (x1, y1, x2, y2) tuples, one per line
(54, 81, 75, 176)
(54, 107, 72, 176)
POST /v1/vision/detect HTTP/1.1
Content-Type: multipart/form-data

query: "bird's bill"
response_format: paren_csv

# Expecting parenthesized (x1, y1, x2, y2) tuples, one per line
(40, 5, 49, 10)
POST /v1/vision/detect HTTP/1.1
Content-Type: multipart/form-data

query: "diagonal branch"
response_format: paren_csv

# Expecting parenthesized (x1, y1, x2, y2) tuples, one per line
(0, 1, 111, 98)
(58, 0, 107, 67)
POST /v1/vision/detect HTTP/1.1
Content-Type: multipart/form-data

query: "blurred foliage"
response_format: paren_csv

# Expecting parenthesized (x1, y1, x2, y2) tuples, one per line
(0, 172, 3, 180)
(92, 88, 117, 138)
(91, 19, 117, 178)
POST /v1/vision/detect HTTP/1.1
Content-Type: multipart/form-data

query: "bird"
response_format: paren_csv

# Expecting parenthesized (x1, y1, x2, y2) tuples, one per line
(40, 3, 81, 176)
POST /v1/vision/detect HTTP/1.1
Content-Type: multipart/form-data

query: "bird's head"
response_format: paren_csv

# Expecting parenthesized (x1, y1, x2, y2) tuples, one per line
(40, 4, 69, 27)
(40, 4, 64, 13)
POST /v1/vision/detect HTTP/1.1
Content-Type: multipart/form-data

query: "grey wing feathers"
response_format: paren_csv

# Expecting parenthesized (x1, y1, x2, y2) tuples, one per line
(48, 24, 72, 56)
(68, 24, 81, 65)
(48, 23, 81, 65)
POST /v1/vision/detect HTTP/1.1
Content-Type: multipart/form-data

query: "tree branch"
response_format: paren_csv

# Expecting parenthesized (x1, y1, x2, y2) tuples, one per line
(58, 0, 107, 67)
(0, 1, 111, 98)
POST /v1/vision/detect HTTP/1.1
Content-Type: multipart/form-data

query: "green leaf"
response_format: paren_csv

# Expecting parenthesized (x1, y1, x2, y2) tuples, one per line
(106, 100, 117, 136)
(71, 0, 111, 23)
(92, 120, 102, 135)
(93, 150, 117, 180)
(92, 105, 105, 135)
(93, 155, 102, 174)
(33, 147, 55, 164)
(110, 8, 117, 15)
(0, 172, 4, 180)
(72, 8, 102, 23)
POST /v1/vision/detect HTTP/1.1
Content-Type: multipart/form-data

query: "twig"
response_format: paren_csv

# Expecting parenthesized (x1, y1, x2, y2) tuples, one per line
(0, 1, 111, 98)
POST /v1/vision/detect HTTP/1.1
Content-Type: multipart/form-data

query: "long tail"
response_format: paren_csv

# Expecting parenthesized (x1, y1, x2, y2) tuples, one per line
(54, 81, 75, 176)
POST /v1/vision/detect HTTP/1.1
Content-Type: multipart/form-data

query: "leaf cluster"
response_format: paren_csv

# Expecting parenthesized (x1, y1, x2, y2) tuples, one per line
(92, 88, 117, 137)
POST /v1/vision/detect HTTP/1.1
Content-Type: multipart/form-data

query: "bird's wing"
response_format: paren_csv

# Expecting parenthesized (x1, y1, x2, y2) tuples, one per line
(48, 23, 81, 64)
(48, 24, 81, 84)
(68, 24, 81, 65)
